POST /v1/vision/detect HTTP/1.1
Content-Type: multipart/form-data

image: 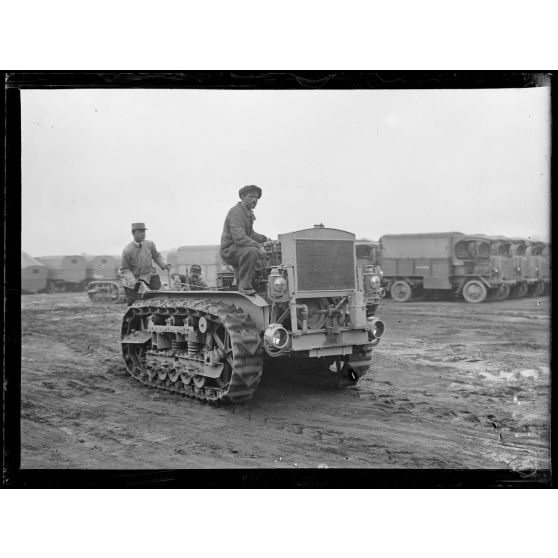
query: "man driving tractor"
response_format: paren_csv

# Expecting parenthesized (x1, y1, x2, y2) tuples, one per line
(220, 185, 271, 296)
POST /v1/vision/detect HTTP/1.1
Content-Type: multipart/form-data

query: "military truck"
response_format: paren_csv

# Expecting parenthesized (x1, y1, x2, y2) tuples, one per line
(21, 252, 48, 294)
(529, 241, 550, 296)
(505, 238, 531, 298)
(509, 238, 550, 298)
(36, 255, 88, 292)
(121, 226, 385, 403)
(485, 236, 516, 300)
(380, 232, 513, 303)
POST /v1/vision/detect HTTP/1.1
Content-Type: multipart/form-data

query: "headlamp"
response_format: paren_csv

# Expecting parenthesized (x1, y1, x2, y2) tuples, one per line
(272, 328, 288, 347)
(367, 317, 385, 341)
(264, 324, 290, 352)
(272, 276, 287, 294)
(267, 268, 289, 300)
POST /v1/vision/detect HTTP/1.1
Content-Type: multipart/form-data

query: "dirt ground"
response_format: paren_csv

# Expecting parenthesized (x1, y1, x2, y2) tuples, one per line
(20, 292, 550, 470)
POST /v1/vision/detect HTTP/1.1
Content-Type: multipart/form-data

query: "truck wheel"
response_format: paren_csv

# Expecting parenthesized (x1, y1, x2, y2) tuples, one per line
(47, 280, 65, 293)
(462, 280, 487, 303)
(533, 281, 545, 297)
(514, 282, 528, 298)
(390, 280, 412, 302)
(494, 283, 511, 300)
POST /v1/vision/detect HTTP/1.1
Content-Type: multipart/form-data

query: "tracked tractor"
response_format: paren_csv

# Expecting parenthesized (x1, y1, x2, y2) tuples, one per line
(87, 278, 127, 303)
(120, 226, 385, 404)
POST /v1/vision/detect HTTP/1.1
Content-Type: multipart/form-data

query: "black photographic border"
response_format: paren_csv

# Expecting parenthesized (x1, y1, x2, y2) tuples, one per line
(3, 70, 554, 488)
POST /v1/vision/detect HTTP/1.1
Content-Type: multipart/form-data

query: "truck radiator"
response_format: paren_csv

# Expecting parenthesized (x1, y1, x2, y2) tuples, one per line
(295, 239, 355, 291)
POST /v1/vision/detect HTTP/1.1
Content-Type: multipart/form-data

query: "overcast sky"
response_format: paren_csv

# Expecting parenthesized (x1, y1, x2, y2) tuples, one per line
(21, 87, 550, 257)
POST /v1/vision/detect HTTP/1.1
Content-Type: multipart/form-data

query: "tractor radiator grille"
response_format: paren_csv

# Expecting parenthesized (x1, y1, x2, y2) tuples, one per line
(295, 239, 355, 291)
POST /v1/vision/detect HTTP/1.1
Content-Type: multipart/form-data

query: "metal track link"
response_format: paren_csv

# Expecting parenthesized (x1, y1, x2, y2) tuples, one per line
(121, 297, 264, 404)
(88, 281, 125, 303)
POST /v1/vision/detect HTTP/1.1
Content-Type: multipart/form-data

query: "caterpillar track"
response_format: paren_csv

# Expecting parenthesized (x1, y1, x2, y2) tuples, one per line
(121, 297, 264, 404)
(88, 281, 126, 303)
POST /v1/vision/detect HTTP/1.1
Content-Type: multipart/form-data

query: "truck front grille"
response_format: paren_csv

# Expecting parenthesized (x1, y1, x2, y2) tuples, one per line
(295, 239, 355, 291)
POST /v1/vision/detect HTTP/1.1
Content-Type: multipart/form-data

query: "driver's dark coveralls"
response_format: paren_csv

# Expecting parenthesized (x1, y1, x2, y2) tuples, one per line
(220, 202, 267, 292)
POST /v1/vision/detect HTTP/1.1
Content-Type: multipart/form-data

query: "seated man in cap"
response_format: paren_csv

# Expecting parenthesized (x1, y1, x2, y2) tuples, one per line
(120, 222, 179, 305)
(220, 185, 271, 296)
(184, 264, 208, 290)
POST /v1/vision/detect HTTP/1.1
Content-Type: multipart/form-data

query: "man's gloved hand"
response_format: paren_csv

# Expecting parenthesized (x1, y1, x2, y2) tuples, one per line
(258, 246, 267, 257)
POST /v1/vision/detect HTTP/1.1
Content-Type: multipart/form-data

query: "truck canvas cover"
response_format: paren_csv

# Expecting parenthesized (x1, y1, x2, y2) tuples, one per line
(380, 232, 464, 259)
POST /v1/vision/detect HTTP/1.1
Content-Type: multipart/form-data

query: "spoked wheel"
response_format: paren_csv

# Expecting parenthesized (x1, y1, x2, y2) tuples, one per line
(122, 314, 150, 372)
(211, 324, 234, 389)
(390, 280, 412, 302)
(462, 279, 487, 303)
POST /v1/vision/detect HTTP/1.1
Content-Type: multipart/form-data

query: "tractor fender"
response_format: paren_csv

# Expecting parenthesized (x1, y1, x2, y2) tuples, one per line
(140, 290, 269, 330)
